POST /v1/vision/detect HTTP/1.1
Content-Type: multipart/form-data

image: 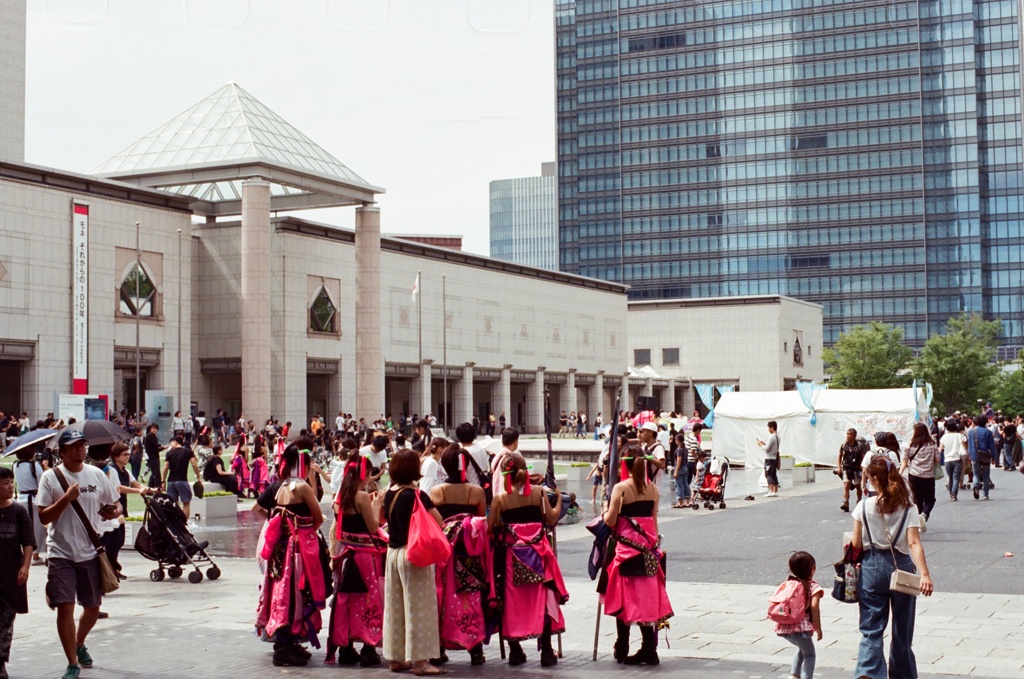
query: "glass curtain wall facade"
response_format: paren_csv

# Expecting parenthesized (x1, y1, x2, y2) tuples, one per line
(490, 172, 559, 269)
(556, 0, 1024, 348)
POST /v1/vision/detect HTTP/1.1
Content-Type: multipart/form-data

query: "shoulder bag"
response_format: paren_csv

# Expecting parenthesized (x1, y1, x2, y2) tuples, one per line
(973, 429, 993, 465)
(390, 488, 451, 568)
(53, 467, 120, 594)
(863, 503, 920, 597)
(831, 542, 860, 604)
(463, 451, 494, 505)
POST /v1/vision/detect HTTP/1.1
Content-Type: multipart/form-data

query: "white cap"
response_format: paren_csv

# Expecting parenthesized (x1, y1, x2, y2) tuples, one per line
(640, 421, 659, 433)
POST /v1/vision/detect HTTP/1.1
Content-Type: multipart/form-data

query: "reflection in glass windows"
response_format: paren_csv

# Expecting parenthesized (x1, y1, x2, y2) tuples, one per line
(119, 263, 156, 317)
(309, 287, 337, 333)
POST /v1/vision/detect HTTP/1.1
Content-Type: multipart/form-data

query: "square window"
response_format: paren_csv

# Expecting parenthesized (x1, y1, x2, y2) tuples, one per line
(662, 348, 680, 365)
(634, 348, 652, 366)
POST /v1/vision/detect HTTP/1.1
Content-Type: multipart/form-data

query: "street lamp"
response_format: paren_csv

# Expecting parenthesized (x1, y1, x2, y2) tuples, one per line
(177, 228, 183, 417)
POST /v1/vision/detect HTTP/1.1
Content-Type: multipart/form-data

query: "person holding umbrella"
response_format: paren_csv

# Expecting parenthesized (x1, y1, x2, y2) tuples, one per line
(6, 431, 55, 566)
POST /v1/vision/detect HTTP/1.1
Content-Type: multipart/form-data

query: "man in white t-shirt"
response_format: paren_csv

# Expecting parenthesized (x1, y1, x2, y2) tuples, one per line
(638, 421, 667, 484)
(38, 428, 121, 679)
(359, 435, 389, 483)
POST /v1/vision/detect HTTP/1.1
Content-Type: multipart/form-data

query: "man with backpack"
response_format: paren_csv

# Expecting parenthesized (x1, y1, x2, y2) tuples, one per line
(836, 428, 868, 512)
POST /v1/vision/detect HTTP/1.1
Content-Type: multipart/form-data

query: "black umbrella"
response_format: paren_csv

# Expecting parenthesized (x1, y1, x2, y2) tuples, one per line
(2, 429, 58, 457)
(47, 420, 131, 449)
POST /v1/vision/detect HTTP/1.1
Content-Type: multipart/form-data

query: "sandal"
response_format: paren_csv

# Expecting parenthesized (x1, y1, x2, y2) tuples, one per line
(390, 663, 413, 672)
(414, 668, 447, 676)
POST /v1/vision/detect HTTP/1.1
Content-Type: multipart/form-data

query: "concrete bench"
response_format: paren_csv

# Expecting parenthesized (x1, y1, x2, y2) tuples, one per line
(191, 493, 237, 521)
(200, 482, 226, 494)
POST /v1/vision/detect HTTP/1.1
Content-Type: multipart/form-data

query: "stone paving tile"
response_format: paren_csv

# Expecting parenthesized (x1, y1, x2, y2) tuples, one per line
(8, 550, 1021, 679)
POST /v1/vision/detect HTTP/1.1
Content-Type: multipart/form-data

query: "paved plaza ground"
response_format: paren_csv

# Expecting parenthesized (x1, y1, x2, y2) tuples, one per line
(9, 454, 1024, 679)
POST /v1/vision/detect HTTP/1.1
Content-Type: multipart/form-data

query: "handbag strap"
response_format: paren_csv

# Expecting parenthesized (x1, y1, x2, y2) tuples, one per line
(53, 467, 105, 553)
(881, 506, 911, 562)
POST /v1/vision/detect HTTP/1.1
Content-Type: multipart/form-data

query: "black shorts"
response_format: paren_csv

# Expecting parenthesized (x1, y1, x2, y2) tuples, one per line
(842, 467, 862, 483)
(764, 460, 779, 486)
(46, 557, 102, 609)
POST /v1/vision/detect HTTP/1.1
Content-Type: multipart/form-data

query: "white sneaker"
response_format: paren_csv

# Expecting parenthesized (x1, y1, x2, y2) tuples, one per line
(763, 492, 773, 497)
(770, 491, 779, 497)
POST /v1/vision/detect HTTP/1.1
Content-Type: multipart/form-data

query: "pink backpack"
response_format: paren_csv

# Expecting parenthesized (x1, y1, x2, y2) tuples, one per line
(767, 579, 809, 625)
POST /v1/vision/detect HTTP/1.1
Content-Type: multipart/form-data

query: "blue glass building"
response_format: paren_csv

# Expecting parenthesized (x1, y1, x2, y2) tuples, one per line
(556, 0, 1024, 349)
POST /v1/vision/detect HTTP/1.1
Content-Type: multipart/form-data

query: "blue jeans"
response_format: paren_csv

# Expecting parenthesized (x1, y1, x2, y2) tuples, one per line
(945, 460, 963, 498)
(781, 632, 816, 679)
(855, 549, 918, 679)
(1003, 443, 1015, 470)
(973, 462, 991, 498)
(674, 474, 689, 502)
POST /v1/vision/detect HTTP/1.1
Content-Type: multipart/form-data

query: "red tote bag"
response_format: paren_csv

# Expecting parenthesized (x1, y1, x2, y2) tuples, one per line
(406, 489, 452, 568)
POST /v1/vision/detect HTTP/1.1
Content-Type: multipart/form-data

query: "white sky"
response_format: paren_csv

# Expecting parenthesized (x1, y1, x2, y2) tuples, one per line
(23, 0, 556, 255)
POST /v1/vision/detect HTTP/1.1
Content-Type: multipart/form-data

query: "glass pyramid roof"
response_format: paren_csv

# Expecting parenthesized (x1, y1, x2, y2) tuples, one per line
(92, 83, 374, 191)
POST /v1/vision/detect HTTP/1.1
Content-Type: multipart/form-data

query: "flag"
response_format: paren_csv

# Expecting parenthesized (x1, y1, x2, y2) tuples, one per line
(411, 272, 420, 302)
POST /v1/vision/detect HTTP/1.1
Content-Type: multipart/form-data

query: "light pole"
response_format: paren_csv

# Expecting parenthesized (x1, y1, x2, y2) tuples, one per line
(134, 222, 141, 420)
(177, 228, 183, 417)
(442, 273, 447, 434)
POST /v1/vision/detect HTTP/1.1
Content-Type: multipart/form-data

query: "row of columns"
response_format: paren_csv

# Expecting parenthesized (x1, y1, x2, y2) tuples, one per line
(240, 176, 383, 423)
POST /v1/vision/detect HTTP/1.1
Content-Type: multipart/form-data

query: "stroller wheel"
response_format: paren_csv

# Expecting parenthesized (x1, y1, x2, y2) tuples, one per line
(150, 569, 164, 582)
(168, 566, 183, 579)
(188, 570, 204, 584)
(708, 504, 715, 511)
(691, 503, 699, 511)
(207, 566, 221, 581)
(719, 502, 727, 509)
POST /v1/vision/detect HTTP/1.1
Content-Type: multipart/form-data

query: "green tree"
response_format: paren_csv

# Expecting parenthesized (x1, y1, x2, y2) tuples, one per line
(913, 313, 1001, 414)
(822, 321, 913, 388)
(993, 351, 1024, 416)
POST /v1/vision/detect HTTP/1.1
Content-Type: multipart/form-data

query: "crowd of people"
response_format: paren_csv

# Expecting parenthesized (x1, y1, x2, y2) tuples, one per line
(2, 400, 1020, 679)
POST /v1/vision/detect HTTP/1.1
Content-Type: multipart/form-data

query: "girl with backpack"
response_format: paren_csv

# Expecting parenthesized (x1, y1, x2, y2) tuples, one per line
(768, 551, 823, 679)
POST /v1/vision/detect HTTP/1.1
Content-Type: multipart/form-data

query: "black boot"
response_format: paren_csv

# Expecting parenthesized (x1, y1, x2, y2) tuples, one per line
(469, 644, 486, 666)
(614, 619, 630, 663)
(273, 645, 310, 667)
(337, 643, 360, 665)
(429, 649, 448, 666)
(359, 644, 381, 667)
(507, 641, 526, 666)
(540, 623, 558, 667)
(623, 625, 659, 666)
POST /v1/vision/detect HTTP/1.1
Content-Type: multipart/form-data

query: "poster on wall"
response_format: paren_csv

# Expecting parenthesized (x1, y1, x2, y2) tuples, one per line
(72, 202, 89, 394)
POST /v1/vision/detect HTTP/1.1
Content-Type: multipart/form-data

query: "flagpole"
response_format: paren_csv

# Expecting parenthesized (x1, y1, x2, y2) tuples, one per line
(417, 270, 422, 374)
(442, 273, 448, 434)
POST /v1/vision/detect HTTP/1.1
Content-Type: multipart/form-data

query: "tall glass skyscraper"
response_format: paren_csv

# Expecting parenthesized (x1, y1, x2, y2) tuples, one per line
(556, 0, 1024, 349)
(490, 163, 559, 269)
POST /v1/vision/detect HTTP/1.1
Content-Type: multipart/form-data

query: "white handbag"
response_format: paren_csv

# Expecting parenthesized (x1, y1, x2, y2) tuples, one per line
(883, 509, 921, 597)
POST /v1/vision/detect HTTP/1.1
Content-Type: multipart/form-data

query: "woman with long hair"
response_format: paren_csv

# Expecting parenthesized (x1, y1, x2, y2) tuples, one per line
(900, 423, 939, 525)
(419, 437, 448, 495)
(327, 455, 387, 667)
(429, 444, 489, 666)
(602, 444, 673, 665)
(253, 443, 327, 667)
(231, 434, 250, 493)
(851, 457, 934, 679)
(381, 449, 446, 675)
(488, 453, 566, 667)
(250, 435, 269, 497)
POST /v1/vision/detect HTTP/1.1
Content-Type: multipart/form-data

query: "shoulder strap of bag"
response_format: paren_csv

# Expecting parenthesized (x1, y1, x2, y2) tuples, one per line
(53, 467, 105, 553)
(464, 450, 489, 485)
(861, 502, 875, 550)
(386, 486, 409, 521)
(882, 506, 911, 562)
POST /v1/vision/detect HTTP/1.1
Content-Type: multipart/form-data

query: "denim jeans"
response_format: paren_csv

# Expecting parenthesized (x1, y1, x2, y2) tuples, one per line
(1003, 443, 1015, 471)
(974, 462, 992, 498)
(945, 460, 963, 498)
(781, 632, 816, 679)
(674, 474, 689, 502)
(855, 549, 918, 679)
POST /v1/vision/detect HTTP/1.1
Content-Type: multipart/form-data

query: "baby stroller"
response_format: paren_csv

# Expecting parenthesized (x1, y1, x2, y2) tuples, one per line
(135, 493, 221, 584)
(692, 457, 729, 511)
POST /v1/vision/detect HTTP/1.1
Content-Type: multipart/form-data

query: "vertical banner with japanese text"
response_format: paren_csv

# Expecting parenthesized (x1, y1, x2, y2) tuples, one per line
(72, 202, 89, 394)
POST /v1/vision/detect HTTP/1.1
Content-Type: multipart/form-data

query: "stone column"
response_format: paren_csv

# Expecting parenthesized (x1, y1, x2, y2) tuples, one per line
(492, 365, 511, 428)
(412, 360, 433, 419)
(666, 378, 676, 413)
(682, 380, 696, 417)
(621, 373, 631, 412)
(355, 205, 383, 420)
(567, 369, 578, 414)
(643, 378, 654, 398)
(591, 371, 604, 422)
(240, 178, 272, 421)
(455, 363, 474, 426)
(528, 368, 546, 434)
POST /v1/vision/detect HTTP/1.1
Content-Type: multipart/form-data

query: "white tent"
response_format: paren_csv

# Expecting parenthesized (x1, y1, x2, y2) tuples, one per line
(712, 387, 929, 471)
